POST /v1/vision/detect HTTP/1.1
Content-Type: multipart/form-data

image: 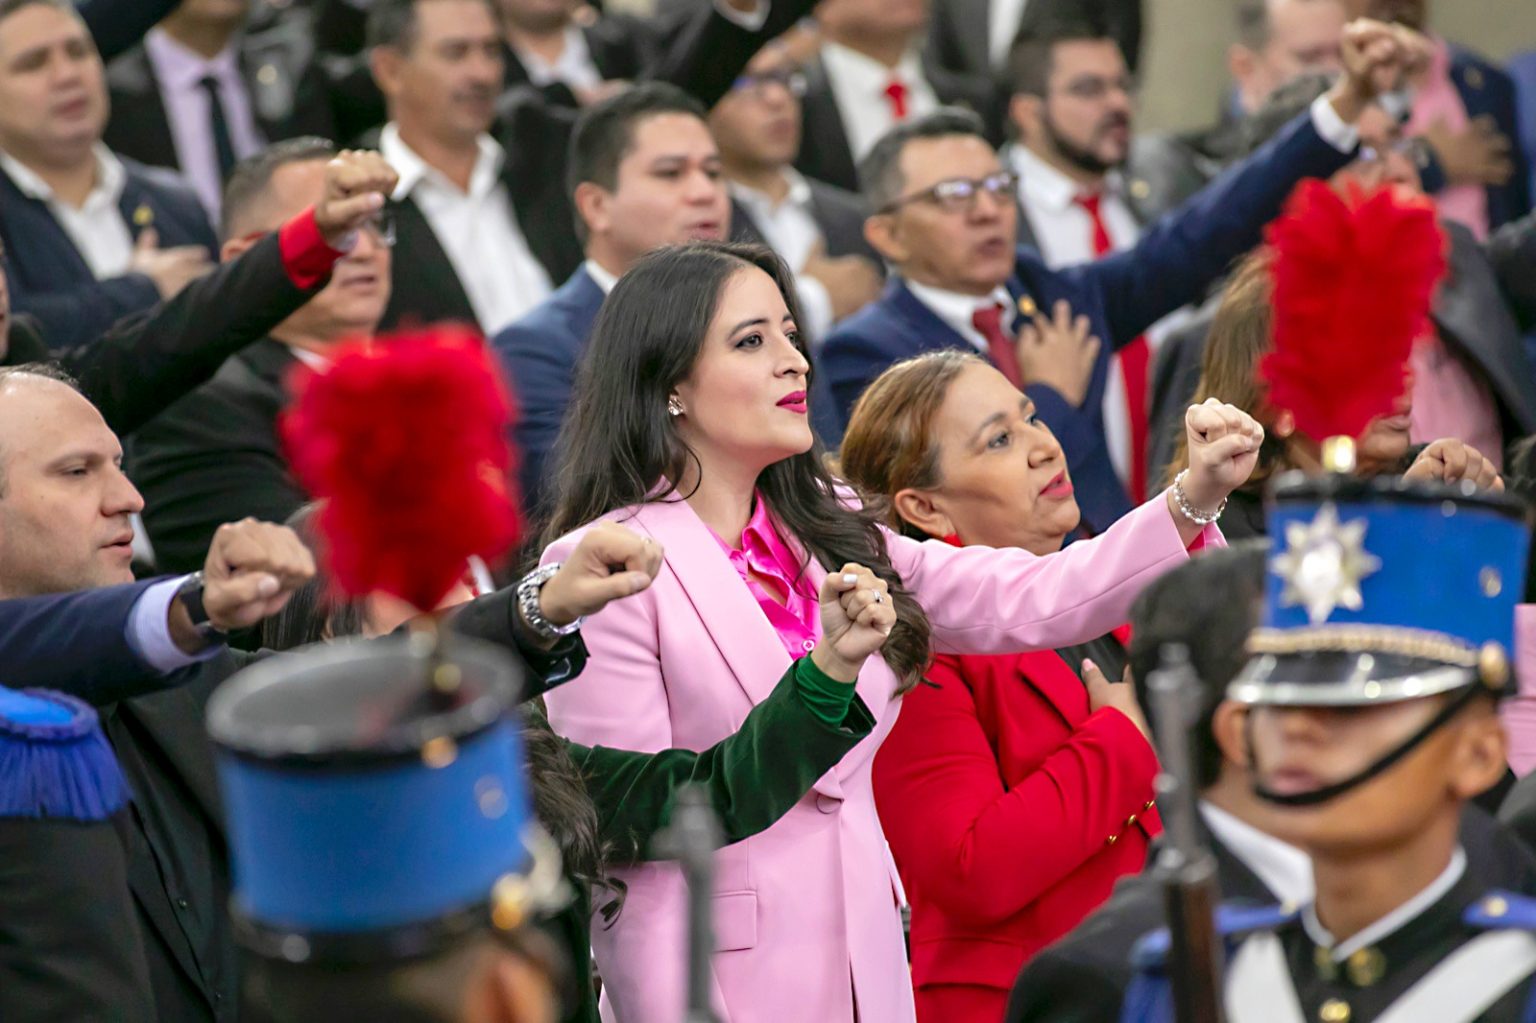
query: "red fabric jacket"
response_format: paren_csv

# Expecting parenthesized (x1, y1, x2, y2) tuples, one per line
(872, 646, 1163, 1023)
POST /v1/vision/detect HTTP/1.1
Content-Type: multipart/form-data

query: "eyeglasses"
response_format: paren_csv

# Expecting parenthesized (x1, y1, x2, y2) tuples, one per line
(878, 172, 1017, 215)
(730, 68, 809, 101)
(236, 207, 395, 249)
(1054, 74, 1136, 102)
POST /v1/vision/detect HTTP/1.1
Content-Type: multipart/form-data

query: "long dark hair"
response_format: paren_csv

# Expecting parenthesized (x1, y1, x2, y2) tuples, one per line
(543, 242, 932, 693)
(262, 505, 610, 900)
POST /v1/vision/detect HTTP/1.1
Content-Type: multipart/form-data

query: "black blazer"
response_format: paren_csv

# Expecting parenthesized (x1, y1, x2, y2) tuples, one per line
(379, 0, 822, 332)
(501, 15, 660, 108)
(128, 339, 306, 574)
(926, 0, 1144, 82)
(728, 174, 882, 265)
(0, 156, 217, 352)
(4, 229, 322, 436)
(1145, 219, 1536, 490)
(104, 20, 339, 184)
(794, 51, 1003, 194)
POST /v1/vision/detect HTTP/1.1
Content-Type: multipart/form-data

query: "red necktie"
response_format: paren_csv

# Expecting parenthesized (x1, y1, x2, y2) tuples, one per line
(883, 79, 909, 121)
(1074, 192, 1150, 503)
(971, 303, 1022, 388)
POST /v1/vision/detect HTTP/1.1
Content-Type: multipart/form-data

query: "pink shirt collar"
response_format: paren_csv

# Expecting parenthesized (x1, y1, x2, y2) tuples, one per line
(710, 493, 820, 658)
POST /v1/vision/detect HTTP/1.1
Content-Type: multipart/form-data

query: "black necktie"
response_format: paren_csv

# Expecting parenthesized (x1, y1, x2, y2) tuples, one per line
(197, 74, 238, 181)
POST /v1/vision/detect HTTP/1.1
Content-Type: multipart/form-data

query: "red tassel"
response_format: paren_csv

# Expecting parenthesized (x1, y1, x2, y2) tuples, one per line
(279, 327, 522, 613)
(1259, 180, 1447, 444)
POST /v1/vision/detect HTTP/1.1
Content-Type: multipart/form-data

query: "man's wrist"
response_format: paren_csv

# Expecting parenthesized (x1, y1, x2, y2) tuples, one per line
(167, 594, 214, 655)
(1326, 79, 1371, 126)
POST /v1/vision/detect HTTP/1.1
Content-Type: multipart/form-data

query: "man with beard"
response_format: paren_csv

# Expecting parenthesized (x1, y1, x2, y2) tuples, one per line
(1001, 14, 1155, 506)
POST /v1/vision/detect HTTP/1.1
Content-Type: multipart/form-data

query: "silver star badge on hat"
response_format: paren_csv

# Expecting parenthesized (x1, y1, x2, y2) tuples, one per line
(1271, 502, 1382, 625)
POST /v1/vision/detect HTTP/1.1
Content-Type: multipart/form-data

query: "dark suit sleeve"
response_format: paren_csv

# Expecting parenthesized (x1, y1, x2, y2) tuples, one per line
(78, 0, 181, 63)
(1487, 210, 1536, 331)
(494, 321, 576, 515)
(57, 232, 324, 438)
(645, 0, 819, 109)
(1077, 111, 1351, 348)
(567, 663, 875, 864)
(8, 268, 163, 354)
(445, 587, 590, 699)
(0, 580, 194, 705)
(1006, 945, 1129, 1023)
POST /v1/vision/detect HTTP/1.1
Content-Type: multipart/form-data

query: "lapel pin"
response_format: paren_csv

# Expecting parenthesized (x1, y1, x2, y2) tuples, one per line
(1017, 295, 1037, 318)
(132, 204, 155, 227)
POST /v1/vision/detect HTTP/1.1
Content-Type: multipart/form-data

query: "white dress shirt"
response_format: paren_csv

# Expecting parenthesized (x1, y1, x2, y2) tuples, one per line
(819, 42, 940, 163)
(1009, 143, 1139, 269)
(729, 170, 839, 345)
(143, 27, 266, 221)
(1302, 847, 1466, 961)
(1200, 801, 1314, 908)
(988, 0, 1029, 68)
(514, 25, 603, 95)
(0, 144, 133, 279)
(905, 279, 1017, 354)
(381, 123, 553, 336)
(583, 258, 619, 295)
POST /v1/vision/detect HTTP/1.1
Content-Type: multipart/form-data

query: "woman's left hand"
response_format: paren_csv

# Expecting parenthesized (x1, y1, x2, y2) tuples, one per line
(1403, 438, 1504, 491)
(812, 563, 897, 683)
(1182, 398, 1265, 512)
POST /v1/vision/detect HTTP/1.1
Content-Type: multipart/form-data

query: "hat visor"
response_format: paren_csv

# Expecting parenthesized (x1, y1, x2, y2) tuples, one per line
(1228, 650, 1476, 707)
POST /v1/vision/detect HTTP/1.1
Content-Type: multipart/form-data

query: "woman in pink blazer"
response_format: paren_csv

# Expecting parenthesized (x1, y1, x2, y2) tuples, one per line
(536, 243, 1262, 1023)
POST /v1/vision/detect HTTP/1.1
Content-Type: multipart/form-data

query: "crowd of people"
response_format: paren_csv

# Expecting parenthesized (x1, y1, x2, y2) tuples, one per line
(1, 0, 1536, 1020)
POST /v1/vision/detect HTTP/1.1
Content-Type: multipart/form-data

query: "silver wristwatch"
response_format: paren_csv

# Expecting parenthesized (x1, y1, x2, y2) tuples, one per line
(516, 562, 584, 641)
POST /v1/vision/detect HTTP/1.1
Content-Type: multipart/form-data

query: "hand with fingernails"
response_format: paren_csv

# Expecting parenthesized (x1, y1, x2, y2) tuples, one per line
(1176, 398, 1266, 516)
(1081, 658, 1150, 742)
(538, 522, 665, 628)
(813, 563, 898, 683)
(313, 149, 401, 250)
(170, 518, 317, 651)
(1404, 438, 1504, 492)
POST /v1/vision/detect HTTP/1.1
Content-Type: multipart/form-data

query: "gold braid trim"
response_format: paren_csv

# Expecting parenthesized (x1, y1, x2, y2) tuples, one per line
(1246, 625, 1479, 666)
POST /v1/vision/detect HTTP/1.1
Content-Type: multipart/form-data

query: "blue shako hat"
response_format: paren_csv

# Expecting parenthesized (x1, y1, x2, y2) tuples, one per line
(1230, 472, 1529, 708)
(207, 634, 565, 965)
(0, 686, 128, 821)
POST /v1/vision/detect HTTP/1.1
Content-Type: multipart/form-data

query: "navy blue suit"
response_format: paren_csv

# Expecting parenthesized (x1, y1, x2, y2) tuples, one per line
(1416, 48, 1533, 232)
(821, 108, 1351, 532)
(492, 267, 606, 515)
(0, 156, 217, 352)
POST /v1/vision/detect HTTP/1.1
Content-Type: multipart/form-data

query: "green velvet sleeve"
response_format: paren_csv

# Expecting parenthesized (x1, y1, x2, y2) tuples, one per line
(563, 657, 876, 865)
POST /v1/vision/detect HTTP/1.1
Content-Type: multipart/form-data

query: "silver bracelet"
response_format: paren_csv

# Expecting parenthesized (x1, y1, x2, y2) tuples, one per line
(1171, 469, 1227, 526)
(516, 562, 584, 641)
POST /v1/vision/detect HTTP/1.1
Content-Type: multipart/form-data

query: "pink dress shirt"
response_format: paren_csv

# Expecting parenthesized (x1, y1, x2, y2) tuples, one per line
(708, 495, 820, 658)
(1409, 333, 1503, 470)
(1406, 35, 1490, 240)
(1502, 604, 1536, 775)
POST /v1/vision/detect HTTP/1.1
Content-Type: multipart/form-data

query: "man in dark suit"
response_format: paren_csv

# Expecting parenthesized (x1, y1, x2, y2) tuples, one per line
(818, 21, 1407, 533)
(1146, 78, 1536, 488)
(368, 0, 819, 337)
(1005, 542, 1536, 1023)
(927, 0, 1143, 85)
(1346, 0, 1531, 234)
(103, 0, 338, 223)
(129, 139, 395, 574)
(492, 84, 731, 515)
(795, 0, 1000, 194)
(0, 0, 219, 352)
(1, 168, 369, 436)
(497, 0, 663, 106)
(712, 44, 883, 347)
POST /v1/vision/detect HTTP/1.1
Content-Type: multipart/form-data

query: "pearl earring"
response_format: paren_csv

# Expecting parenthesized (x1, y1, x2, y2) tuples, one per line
(667, 397, 683, 417)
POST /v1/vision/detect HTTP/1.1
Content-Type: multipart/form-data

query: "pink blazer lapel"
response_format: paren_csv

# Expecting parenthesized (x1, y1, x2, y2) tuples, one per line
(629, 499, 792, 709)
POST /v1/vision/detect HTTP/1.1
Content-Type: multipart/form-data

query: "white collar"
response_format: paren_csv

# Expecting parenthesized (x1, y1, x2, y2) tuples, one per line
(288, 346, 332, 372)
(514, 24, 592, 86)
(1303, 847, 1468, 962)
(380, 122, 505, 201)
(0, 143, 126, 209)
(728, 167, 813, 214)
(1007, 142, 1124, 213)
(819, 40, 927, 95)
(582, 258, 620, 295)
(905, 278, 1014, 341)
(1199, 801, 1314, 908)
(143, 27, 241, 88)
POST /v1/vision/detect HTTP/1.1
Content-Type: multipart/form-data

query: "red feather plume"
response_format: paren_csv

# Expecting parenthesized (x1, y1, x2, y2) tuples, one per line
(280, 326, 522, 613)
(1259, 179, 1447, 443)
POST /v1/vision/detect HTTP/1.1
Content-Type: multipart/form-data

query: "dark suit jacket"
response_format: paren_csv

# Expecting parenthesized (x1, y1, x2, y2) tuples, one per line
(492, 267, 606, 516)
(926, 0, 1144, 82)
(79, 0, 182, 64)
(501, 15, 661, 108)
(379, 0, 820, 332)
(128, 338, 306, 574)
(103, 23, 339, 184)
(821, 108, 1351, 531)
(0, 578, 585, 1023)
(729, 175, 880, 267)
(0, 156, 217, 352)
(1145, 219, 1536, 490)
(793, 50, 1001, 194)
(4, 229, 324, 436)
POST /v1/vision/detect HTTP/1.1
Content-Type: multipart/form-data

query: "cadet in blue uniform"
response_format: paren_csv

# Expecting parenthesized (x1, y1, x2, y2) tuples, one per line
(1125, 470, 1536, 1023)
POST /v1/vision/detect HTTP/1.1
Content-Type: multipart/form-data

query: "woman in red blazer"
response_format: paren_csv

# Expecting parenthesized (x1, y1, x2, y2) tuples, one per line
(841, 350, 1167, 1023)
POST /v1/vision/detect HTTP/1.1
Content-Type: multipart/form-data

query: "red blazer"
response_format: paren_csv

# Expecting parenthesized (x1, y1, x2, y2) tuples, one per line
(872, 645, 1163, 1023)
